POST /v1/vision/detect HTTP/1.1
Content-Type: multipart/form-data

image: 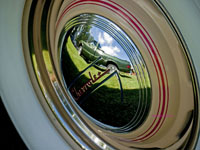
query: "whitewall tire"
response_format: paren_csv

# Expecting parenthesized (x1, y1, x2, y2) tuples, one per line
(0, 0, 200, 150)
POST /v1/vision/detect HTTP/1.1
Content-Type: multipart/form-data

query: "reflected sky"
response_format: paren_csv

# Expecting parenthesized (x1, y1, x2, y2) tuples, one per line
(89, 26, 130, 61)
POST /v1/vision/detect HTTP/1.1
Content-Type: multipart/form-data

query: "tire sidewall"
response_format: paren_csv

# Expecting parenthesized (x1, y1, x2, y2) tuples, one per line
(0, 1, 72, 149)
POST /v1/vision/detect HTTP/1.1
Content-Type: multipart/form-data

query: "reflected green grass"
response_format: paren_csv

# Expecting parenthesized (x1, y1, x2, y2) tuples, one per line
(66, 37, 140, 90)
(62, 36, 151, 127)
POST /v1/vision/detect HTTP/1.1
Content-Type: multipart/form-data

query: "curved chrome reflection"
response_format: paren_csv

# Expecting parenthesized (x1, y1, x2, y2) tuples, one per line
(59, 14, 151, 131)
(23, 0, 199, 149)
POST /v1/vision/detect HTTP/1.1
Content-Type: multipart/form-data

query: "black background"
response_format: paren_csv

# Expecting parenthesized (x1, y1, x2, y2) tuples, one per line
(0, 98, 27, 149)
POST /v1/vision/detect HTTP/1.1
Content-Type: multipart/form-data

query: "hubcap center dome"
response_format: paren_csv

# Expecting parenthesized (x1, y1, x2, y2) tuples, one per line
(60, 14, 151, 131)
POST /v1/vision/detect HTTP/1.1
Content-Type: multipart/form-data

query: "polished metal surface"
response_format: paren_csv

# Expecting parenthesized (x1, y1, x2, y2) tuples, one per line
(60, 14, 151, 131)
(22, 0, 199, 149)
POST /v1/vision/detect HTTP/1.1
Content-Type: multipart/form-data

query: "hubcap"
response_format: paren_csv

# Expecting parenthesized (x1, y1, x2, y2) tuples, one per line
(60, 14, 151, 131)
(22, 0, 199, 149)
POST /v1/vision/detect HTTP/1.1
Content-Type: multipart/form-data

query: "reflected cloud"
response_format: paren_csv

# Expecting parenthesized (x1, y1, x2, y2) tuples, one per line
(98, 32, 105, 44)
(101, 46, 120, 57)
(98, 32, 113, 45)
(103, 32, 113, 44)
(97, 31, 120, 56)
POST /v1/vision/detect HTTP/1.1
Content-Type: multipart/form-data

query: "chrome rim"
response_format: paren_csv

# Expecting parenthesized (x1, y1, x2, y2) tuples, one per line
(22, 0, 199, 149)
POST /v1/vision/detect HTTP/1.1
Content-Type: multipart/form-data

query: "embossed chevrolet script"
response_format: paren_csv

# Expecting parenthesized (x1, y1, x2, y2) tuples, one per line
(70, 69, 110, 102)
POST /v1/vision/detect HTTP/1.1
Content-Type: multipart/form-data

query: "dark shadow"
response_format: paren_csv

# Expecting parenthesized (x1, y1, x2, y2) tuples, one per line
(0, 97, 27, 149)
(93, 65, 106, 72)
(119, 73, 132, 78)
(81, 86, 151, 128)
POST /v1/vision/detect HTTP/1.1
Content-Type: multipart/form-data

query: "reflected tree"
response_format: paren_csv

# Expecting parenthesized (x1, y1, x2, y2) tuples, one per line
(71, 14, 97, 46)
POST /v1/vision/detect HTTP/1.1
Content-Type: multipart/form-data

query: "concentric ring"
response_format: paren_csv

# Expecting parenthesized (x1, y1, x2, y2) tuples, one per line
(56, 0, 169, 142)
(22, 0, 198, 149)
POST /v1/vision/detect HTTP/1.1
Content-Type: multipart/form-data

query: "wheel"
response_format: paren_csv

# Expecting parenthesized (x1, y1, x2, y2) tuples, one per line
(107, 64, 119, 74)
(0, 0, 200, 150)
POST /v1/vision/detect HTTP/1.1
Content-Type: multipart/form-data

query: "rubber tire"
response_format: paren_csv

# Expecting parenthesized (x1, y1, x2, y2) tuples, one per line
(0, 0, 200, 149)
(0, 1, 72, 149)
(107, 64, 119, 74)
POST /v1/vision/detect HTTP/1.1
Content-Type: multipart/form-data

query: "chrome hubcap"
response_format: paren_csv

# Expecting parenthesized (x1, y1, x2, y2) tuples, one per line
(60, 14, 151, 132)
(22, 0, 199, 149)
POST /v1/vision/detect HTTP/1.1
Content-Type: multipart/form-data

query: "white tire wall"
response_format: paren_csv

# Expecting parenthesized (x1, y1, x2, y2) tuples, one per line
(161, 0, 200, 148)
(161, 0, 200, 84)
(0, 0, 72, 149)
(0, 0, 200, 150)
